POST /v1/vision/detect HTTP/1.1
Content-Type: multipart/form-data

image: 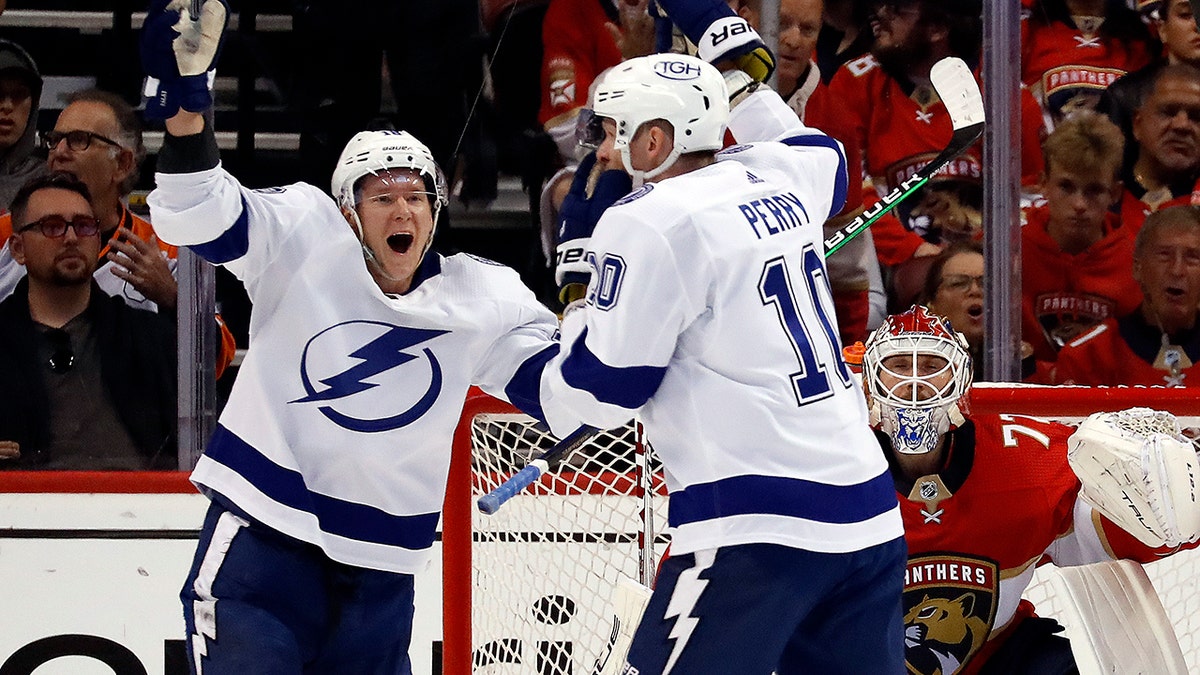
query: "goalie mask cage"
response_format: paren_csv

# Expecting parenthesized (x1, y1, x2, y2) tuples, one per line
(442, 385, 1200, 675)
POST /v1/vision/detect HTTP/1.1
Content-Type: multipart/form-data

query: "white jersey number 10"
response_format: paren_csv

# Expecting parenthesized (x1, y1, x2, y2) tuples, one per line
(759, 244, 853, 405)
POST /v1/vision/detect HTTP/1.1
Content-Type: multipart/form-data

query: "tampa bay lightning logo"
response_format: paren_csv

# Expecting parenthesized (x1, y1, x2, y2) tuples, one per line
(614, 184, 653, 206)
(290, 320, 449, 433)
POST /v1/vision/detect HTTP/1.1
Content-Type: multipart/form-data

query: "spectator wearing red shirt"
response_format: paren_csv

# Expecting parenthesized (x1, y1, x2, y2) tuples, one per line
(1022, 111, 1140, 365)
(1021, 0, 1155, 130)
(1054, 205, 1200, 385)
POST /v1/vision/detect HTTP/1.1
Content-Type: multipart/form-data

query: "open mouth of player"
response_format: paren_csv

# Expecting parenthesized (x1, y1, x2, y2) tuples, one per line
(966, 303, 983, 319)
(387, 232, 414, 254)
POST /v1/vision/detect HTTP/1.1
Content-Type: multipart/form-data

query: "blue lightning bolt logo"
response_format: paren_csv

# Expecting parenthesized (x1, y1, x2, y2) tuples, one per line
(291, 321, 449, 433)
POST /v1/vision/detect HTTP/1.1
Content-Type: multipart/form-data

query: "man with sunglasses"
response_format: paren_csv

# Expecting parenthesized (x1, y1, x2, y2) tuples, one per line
(0, 88, 236, 376)
(0, 172, 177, 469)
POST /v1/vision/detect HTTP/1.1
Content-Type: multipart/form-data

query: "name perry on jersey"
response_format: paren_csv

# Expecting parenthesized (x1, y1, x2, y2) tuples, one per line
(738, 191, 812, 239)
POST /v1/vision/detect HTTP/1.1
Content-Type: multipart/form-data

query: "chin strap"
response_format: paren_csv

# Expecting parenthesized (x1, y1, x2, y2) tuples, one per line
(346, 208, 404, 283)
(623, 145, 683, 189)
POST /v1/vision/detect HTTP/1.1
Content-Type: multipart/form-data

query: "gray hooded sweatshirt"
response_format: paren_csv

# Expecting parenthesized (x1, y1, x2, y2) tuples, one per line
(0, 40, 45, 211)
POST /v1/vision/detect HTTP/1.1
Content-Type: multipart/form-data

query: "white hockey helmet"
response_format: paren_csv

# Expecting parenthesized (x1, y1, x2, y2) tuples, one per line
(332, 130, 449, 223)
(862, 305, 973, 455)
(591, 53, 729, 183)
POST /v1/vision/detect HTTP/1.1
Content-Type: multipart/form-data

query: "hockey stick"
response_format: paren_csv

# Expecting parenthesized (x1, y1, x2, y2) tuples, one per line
(476, 424, 600, 514)
(823, 56, 985, 257)
(478, 57, 984, 516)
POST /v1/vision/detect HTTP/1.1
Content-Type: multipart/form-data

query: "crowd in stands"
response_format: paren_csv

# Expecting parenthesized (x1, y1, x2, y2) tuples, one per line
(3, 0, 1200, 470)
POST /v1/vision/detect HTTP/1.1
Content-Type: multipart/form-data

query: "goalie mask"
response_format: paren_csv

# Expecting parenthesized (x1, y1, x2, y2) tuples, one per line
(590, 53, 729, 185)
(331, 130, 449, 276)
(862, 305, 973, 455)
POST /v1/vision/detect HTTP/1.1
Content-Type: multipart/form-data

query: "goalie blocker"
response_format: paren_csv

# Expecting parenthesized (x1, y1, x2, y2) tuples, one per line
(1068, 408, 1200, 549)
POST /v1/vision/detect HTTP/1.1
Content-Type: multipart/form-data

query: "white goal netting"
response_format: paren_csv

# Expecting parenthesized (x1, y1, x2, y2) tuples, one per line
(444, 386, 1200, 674)
(463, 415, 665, 675)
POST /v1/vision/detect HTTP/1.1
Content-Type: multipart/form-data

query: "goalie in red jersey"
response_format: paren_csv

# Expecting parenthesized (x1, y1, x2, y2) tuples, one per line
(862, 305, 1200, 675)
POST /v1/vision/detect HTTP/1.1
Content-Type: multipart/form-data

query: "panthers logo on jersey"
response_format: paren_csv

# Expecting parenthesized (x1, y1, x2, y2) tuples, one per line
(902, 553, 999, 675)
(291, 320, 449, 433)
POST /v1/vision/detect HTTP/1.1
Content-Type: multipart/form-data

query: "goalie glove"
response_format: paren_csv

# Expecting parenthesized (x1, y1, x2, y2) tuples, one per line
(139, 0, 228, 119)
(653, 0, 775, 82)
(555, 150, 632, 305)
(1068, 408, 1200, 548)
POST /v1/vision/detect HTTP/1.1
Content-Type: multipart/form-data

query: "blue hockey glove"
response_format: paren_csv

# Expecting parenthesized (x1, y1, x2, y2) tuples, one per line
(654, 0, 775, 82)
(556, 151, 633, 303)
(139, 0, 228, 119)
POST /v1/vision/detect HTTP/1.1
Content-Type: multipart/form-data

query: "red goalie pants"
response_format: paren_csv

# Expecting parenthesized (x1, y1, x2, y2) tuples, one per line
(180, 498, 415, 674)
(624, 539, 906, 674)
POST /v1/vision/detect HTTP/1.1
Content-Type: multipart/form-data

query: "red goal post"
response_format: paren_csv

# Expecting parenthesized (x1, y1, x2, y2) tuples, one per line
(442, 384, 1200, 675)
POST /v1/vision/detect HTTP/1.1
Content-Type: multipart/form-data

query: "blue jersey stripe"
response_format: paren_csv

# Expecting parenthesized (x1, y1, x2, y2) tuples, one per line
(782, 134, 848, 220)
(667, 471, 896, 527)
(205, 425, 440, 550)
(562, 328, 666, 409)
(190, 197, 251, 264)
(504, 344, 559, 425)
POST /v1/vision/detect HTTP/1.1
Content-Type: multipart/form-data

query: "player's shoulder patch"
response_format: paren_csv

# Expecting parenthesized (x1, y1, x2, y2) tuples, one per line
(614, 184, 654, 206)
(845, 53, 879, 78)
(717, 143, 752, 156)
(252, 186, 288, 194)
(1067, 322, 1109, 348)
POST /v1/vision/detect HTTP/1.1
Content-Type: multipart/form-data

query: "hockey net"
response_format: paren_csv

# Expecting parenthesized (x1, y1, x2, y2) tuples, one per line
(442, 385, 1200, 675)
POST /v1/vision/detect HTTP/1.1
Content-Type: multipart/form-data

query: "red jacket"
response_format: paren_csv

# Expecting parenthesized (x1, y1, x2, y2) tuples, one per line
(1021, 205, 1140, 362)
(1021, 13, 1152, 125)
(1052, 312, 1200, 386)
(815, 54, 1045, 264)
(538, 0, 621, 127)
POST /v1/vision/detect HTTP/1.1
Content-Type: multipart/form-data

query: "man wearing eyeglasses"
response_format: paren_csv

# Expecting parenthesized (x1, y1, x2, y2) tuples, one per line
(0, 88, 236, 376)
(0, 172, 177, 469)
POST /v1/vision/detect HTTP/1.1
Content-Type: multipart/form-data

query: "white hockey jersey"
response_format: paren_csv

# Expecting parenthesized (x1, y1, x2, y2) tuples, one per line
(149, 168, 559, 573)
(542, 89, 903, 555)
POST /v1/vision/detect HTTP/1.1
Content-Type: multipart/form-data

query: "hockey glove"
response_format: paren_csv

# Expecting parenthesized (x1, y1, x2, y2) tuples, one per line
(1068, 408, 1200, 548)
(139, 0, 228, 119)
(556, 151, 633, 304)
(654, 0, 775, 82)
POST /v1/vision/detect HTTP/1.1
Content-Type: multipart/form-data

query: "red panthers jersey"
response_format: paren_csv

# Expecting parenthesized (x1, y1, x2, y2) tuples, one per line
(888, 416, 1172, 674)
(1119, 180, 1200, 239)
(1021, 14, 1152, 127)
(1021, 205, 1141, 362)
(1052, 313, 1200, 386)
(819, 55, 1045, 261)
(537, 0, 621, 127)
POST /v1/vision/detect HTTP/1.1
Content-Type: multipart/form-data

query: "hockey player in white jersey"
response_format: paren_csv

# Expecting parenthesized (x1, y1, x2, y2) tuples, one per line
(140, 1, 561, 672)
(540, 51, 906, 674)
